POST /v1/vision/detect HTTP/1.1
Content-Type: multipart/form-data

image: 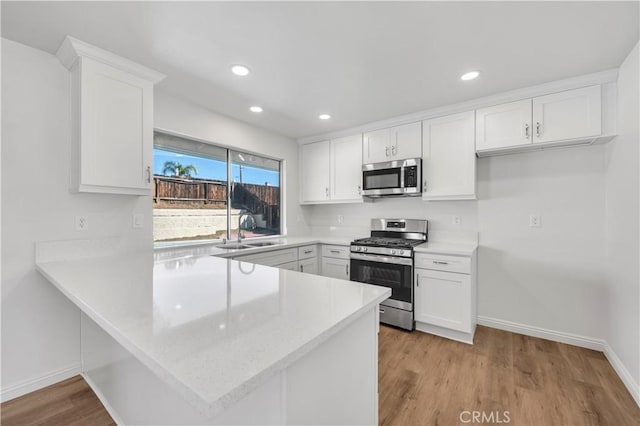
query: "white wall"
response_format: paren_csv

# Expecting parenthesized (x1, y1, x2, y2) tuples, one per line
(303, 144, 608, 341)
(605, 42, 639, 396)
(1, 38, 153, 399)
(154, 91, 309, 237)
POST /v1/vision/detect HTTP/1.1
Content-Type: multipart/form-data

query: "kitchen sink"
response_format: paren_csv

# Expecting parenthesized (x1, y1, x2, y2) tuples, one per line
(216, 243, 253, 250)
(247, 241, 282, 247)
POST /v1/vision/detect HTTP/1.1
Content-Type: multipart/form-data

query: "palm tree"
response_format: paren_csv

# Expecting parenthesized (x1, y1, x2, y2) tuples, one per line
(162, 161, 198, 178)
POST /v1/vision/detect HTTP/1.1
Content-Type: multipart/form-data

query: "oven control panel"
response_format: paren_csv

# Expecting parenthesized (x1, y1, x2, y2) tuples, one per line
(351, 245, 410, 258)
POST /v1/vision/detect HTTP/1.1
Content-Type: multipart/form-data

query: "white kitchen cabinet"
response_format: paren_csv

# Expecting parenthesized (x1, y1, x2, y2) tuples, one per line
(414, 251, 476, 344)
(298, 245, 319, 275)
(532, 85, 601, 144)
(279, 261, 299, 271)
(321, 257, 350, 280)
(476, 85, 603, 155)
(298, 258, 319, 274)
(422, 111, 476, 200)
(331, 135, 363, 201)
(234, 248, 298, 268)
(320, 244, 351, 280)
(300, 141, 331, 203)
(475, 99, 532, 151)
(363, 121, 421, 163)
(56, 36, 165, 195)
(300, 135, 363, 204)
(415, 269, 471, 332)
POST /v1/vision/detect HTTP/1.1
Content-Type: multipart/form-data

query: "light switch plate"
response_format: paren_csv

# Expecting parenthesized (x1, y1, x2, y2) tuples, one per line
(132, 213, 144, 229)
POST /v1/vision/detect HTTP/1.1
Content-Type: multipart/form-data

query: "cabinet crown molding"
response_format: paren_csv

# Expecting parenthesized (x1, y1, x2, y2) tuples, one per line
(56, 35, 166, 84)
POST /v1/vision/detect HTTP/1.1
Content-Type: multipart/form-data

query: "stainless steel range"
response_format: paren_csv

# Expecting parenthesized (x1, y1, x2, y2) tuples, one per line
(349, 218, 428, 330)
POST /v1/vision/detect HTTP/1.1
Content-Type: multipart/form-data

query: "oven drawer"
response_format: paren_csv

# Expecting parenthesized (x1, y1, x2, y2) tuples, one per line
(322, 244, 350, 259)
(415, 253, 471, 274)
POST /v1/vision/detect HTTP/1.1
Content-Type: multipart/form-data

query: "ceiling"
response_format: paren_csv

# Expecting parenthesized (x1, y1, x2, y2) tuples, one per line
(2, 2, 638, 139)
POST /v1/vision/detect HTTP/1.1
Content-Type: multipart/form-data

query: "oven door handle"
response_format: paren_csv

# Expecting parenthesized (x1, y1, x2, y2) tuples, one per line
(349, 252, 413, 266)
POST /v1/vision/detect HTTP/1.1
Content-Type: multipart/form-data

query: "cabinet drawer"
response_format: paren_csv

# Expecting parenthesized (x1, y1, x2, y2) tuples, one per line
(235, 248, 297, 267)
(415, 253, 471, 274)
(321, 244, 350, 259)
(298, 245, 318, 260)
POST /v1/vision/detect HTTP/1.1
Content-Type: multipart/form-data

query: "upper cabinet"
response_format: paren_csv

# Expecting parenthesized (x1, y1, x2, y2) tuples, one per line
(300, 134, 363, 204)
(422, 111, 476, 201)
(531, 85, 601, 144)
(476, 85, 603, 156)
(476, 99, 532, 151)
(300, 140, 331, 203)
(56, 36, 165, 195)
(363, 121, 421, 163)
(331, 135, 363, 201)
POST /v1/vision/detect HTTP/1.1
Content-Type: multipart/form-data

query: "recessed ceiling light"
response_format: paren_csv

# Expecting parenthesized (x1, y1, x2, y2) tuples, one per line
(231, 65, 250, 76)
(249, 106, 263, 113)
(319, 114, 331, 120)
(460, 71, 479, 81)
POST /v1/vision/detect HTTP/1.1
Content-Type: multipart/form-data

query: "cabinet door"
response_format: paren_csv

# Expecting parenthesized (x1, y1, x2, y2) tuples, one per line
(362, 128, 390, 164)
(414, 269, 471, 333)
(278, 261, 299, 271)
(300, 141, 330, 203)
(79, 58, 153, 193)
(331, 134, 363, 201)
(532, 85, 601, 144)
(422, 111, 476, 200)
(390, 122, 422, 159)
(475, 99, 532, 151)
(298, 258, 319, 275)
(321, 257, 350, 280)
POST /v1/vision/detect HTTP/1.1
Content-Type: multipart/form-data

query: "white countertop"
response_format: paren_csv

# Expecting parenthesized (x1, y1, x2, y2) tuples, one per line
(414, 241, 478, 256)
(36, 252, 390, 418)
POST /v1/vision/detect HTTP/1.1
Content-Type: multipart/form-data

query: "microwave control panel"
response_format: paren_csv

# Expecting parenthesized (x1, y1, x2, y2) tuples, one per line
(404, 166, 418, 188)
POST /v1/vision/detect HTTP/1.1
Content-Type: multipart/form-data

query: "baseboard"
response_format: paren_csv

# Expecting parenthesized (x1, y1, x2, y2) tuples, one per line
(81, 373, 124, 425)
(477, 315, 605, 351)
(0, 364, 81, 403)
(603, 342, 640, 408)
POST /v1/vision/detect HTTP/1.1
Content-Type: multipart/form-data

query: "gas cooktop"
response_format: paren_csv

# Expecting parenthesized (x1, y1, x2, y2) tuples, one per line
(351, 237, 424, 249)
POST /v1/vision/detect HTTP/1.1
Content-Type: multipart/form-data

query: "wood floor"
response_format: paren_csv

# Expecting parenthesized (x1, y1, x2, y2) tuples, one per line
(2, 326, 638, 425)
(1, 376, 114, 426)
(379, 325, 640, 426)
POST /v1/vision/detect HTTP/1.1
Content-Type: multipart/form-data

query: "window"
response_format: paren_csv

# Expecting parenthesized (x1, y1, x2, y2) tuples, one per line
(153, 132, 281, 243)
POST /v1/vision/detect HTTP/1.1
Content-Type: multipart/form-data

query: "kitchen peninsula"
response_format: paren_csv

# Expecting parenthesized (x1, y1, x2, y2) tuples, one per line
(35, 240, 390, 425)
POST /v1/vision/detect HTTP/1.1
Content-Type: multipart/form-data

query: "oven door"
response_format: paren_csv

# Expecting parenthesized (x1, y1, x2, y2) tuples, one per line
(350, 253, 413, 311)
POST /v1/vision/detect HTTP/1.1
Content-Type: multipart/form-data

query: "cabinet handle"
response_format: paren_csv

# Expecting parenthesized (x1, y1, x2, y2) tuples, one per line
(524, 123, 530, 139)
(416, 275, 419, 287)
(146, 166, 151, 183)
(379, 308, 385, 314)
(329, 249, 341, 254)
(300, 264, 304, 272)
(357, 185, 362, 195)
(391, 145, 397, 156)
(433, 260, 449, 265)
(423, 179, 427, 190)
(385, 146, 390, 157)
(325, 187, 329, 198)
(346, 264, 349, 276)
(304, 250, 313, 254)
(536, 122, 542, 137)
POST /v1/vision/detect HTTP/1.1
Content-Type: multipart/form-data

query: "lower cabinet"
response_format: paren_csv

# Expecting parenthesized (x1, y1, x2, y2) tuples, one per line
(279, 261, 299, 271)
(414, 251, 477, 344)
(299, 258, 319, 274)
(320, 244, 351, 280)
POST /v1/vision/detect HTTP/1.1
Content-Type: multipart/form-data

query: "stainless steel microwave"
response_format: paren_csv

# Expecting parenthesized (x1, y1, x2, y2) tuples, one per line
(361, 158, 422, 197)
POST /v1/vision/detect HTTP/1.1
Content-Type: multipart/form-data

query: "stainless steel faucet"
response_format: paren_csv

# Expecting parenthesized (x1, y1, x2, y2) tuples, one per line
(237, 211, 257, 242)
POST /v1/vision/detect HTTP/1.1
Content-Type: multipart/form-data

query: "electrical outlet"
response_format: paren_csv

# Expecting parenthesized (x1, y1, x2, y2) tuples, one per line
(132, 213, 144, 229)
(529, 214, 542, 228)
(75, 215, 88, 231)
(452, 215, 462, 225)
(337, 214, 344, 224)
